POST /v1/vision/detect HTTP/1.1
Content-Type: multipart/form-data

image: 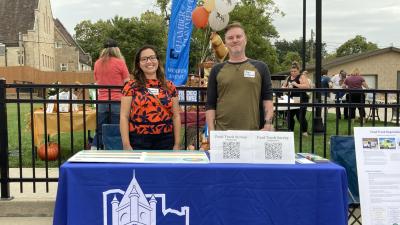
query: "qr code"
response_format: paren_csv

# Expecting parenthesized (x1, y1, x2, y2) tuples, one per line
(223, 142, 240, 159)
(264, 142, 283, 160)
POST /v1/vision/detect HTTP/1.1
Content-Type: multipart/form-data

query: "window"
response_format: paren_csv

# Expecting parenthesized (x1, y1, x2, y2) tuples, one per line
(55, 42, 62, 48)
(60, 63, 68, 71)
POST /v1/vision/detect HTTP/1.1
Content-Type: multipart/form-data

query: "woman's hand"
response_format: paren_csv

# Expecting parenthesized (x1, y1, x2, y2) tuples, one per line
(123, 144, 133, 151)
(173, 144, 181, 150)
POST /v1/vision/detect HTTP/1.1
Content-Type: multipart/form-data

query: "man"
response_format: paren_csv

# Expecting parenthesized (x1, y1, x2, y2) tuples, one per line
(331, 70, 347, 119)
(320, 68, 332, 101)
(206, 22, 274, 132)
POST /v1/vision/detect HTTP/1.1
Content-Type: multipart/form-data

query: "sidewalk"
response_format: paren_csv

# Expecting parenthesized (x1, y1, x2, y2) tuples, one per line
(0, 168, 58, 225)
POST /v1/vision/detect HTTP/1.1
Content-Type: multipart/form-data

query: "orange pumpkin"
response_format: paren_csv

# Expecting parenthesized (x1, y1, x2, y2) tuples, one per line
(192, 6, 209, 29)
(38, 142, 60, 161)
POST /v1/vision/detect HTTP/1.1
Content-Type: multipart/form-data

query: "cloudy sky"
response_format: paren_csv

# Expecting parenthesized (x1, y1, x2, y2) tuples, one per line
(52, 0, 400, 53)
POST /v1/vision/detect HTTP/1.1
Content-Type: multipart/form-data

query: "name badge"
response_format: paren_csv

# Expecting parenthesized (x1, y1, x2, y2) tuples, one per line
(147, 88, 159, 96)
(244, 70, 255, 78)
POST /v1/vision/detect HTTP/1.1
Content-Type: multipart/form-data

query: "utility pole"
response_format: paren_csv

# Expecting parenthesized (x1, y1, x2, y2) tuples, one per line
(313, 0, 324, 133)
(302, 0, 306, 72)
(310, 29, 314, 63)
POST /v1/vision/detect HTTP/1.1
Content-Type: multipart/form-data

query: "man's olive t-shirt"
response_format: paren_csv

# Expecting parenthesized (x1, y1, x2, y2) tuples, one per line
(206, 59, 272, 130)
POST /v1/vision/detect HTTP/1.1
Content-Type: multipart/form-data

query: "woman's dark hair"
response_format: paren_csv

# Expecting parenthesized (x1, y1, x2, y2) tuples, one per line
(133, 45, 168, 89)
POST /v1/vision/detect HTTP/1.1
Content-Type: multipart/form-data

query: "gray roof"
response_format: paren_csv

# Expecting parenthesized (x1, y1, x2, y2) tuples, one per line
(0, 0, 39, 45)
(317, 47, 400, 69)
(54, 18, 92, 65)
(273, 47, 400, 76)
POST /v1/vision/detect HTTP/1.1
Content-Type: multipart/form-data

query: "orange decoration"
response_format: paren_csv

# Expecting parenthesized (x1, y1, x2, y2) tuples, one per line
(38, 142, 59, 161)
(192, 6, 209, 29)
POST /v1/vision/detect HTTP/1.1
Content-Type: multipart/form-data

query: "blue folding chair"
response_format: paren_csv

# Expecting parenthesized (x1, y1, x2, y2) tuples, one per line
(102, 124, 122, 150)
(330, 135, 362, 225)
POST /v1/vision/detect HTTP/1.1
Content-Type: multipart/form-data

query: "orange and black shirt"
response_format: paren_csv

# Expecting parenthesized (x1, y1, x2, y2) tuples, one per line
(122, 79, 177, 134)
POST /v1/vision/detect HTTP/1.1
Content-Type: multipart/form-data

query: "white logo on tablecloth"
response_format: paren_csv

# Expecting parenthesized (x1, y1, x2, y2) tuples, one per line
(102, 171, 190, 225)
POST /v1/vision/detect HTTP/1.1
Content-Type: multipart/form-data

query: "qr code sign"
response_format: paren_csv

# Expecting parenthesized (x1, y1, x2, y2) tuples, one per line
(223, 142, 240, 159)
(264, 142, 283, 160)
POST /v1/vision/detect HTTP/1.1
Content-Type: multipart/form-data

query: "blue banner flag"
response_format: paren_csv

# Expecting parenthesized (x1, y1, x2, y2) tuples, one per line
(165, 0, 197, 86)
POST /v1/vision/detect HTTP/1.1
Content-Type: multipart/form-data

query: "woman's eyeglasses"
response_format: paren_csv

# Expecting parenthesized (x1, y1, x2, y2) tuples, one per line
(140, 55, 158, 63)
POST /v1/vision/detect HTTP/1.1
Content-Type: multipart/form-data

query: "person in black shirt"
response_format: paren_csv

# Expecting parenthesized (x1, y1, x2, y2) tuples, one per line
(281, 62, 309, 136)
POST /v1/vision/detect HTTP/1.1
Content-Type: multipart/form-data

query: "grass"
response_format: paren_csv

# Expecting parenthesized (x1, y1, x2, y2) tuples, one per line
(285, 109, 397, 158)
(5, 103, 397, 167)
(7, 103, 89, 167)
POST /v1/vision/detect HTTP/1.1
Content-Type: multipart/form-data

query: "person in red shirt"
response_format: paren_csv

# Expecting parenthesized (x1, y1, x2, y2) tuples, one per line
(343, 68, 369, 123)
(92, 39, 130, 149)
(120, 45, 181, 150)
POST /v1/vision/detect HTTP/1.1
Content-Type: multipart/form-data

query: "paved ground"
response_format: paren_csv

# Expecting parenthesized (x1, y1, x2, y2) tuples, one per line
(0, 168, 57, 225)
(0, 217, 53, 225)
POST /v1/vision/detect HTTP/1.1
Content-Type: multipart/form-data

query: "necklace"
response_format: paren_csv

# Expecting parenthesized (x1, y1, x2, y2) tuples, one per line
(229, 57, 247, 71)
(234, 63, 243, 71)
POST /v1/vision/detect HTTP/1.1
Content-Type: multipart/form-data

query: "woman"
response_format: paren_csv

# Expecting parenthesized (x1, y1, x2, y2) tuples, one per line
(92, 39, 130, 149)
(120, 45, 181, 150)
(282, 62, 309, 136)
(343, 68, 369, 123)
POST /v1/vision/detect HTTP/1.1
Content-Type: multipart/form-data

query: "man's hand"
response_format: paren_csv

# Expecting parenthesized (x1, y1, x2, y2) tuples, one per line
(261, 124, 274, 131)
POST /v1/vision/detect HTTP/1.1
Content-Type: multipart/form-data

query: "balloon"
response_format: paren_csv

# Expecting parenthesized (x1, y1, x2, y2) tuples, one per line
(192, 6, 209, 29)
(215, 0, 238, 15)
(208, 10, 229, 31)
(204, 0, 215, 12)
(38, 142, 59, 161)
(210, 32, 228, 61)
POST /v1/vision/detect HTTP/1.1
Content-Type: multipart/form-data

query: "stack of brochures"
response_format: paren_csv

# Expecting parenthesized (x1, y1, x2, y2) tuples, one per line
(68, 150, 210, 164)
(296, 153, 330, 163)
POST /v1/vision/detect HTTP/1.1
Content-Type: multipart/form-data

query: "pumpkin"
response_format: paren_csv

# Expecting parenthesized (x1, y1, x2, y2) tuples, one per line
(38, 142, 60, 161)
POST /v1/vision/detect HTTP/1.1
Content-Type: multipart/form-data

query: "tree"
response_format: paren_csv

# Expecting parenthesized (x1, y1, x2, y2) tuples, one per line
(281, 51, 301, 71)
(336, 35, 378, 57)
(190, 0, 282, 73)
(74, 20, 113, 62)
(274, 38, 327, 71)
(74, 13, 167, 71)
(227, 0, 282, 72)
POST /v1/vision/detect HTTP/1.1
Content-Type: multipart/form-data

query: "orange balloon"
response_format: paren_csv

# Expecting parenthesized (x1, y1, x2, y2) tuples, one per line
(192, 6, 209, 29)
(38, 142, 59, 161)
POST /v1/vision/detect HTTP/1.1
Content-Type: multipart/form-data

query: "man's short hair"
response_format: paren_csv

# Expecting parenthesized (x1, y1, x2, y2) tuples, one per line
(224, 22, 245, 33)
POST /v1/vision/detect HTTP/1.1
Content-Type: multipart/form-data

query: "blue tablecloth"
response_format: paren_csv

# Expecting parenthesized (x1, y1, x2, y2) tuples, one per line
(53, 162, 348, 225)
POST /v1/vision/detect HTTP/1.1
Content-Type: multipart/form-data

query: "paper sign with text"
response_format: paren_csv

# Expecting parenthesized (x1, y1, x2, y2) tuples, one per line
(354, 127, 400, 225)
(210, 130, 295, 164)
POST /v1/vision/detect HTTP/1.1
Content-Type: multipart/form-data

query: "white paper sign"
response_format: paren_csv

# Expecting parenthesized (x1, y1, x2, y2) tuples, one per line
(354, 127, 400, 225)
(210, 130, 295, 164)
(58, 91, 78, 112)
(178, 90, 198, 102)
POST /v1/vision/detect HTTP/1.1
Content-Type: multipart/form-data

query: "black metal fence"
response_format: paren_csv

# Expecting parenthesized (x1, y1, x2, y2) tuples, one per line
(1, 79, 399, 198)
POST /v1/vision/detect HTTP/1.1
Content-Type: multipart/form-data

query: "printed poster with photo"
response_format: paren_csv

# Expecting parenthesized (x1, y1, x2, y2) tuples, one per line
(354, 127, 400, 225)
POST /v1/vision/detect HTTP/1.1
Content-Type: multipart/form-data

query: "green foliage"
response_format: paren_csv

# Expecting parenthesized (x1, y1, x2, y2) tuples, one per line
(281, 51, 301, 71)
(74, 12, 167, 72)
(274, 38, 328, 71)
(74, 0, 282, 73)
(336, 35, 378, 57)
(189, 27, 213, 74)
(189, 0, 282, 73)
(229, 0, 281, 72)
(74, 20, 113, 62)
